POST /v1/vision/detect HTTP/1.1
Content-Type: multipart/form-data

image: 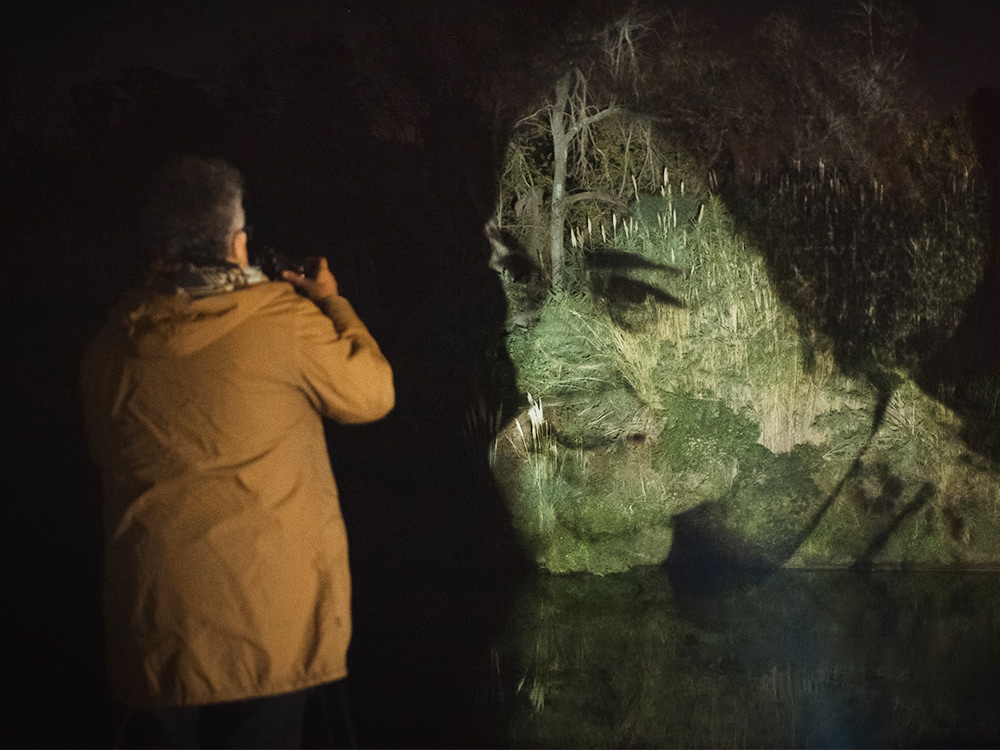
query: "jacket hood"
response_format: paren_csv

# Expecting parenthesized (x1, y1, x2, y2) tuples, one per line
(115, 282, 288, 358)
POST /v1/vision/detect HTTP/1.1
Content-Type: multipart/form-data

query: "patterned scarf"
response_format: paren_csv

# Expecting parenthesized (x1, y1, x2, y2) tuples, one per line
(147, 260, 270, 298)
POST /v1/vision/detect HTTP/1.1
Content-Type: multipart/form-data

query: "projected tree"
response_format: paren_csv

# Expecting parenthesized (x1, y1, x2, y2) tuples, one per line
(504, 6, 664, 291)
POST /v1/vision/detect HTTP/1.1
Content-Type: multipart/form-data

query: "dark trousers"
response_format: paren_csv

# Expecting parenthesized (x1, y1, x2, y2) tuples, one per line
(120, 688, 310, 749)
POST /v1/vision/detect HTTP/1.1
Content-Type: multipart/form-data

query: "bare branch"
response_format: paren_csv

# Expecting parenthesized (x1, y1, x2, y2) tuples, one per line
(599, 2, 660, 97)
(569, 105, 626, 137)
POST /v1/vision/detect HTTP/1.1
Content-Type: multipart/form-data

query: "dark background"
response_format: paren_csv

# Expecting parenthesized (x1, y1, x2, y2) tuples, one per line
(3, 1, 998, 747)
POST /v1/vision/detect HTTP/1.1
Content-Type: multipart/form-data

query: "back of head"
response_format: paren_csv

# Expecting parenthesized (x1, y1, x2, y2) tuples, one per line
(144, 156, 244, 267)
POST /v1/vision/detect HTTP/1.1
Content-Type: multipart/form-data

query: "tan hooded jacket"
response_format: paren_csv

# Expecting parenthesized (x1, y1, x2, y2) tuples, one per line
(81, 279, 394, 708)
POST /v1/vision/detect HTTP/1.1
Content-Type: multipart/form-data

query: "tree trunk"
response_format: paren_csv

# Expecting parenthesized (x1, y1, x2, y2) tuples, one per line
(549, 71, 572, 290)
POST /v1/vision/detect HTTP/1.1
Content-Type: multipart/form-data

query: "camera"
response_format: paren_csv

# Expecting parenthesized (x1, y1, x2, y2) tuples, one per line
(255, 247, 313, 280)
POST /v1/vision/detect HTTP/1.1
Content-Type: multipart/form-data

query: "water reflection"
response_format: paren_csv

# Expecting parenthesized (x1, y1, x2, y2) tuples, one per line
(494, 568, 1000, 748)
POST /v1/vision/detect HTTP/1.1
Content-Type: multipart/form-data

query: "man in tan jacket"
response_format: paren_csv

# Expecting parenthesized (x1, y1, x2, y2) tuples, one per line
(81, 156, 394, 747)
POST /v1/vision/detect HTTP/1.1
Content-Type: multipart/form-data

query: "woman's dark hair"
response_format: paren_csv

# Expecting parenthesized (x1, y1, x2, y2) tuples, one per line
(144, 156, 244, 266)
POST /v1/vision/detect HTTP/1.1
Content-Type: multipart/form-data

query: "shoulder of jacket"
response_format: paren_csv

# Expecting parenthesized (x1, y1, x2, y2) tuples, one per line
(237, 281, 310, 311)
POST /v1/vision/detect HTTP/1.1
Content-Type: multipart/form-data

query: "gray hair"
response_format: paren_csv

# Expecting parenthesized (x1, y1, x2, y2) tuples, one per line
(144, 156, 244, 266)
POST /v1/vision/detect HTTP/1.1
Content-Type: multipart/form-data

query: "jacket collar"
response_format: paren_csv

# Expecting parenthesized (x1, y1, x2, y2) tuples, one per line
(146, 261, 269, 298)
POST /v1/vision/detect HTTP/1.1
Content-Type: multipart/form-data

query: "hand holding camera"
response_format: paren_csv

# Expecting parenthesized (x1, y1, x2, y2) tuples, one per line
(256, 248, 338, 301)
(281, 256, 338, 301)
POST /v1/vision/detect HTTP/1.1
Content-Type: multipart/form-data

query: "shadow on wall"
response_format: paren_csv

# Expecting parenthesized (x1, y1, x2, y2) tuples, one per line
(666, 378, 933, 597)
(919, 87, 1000, 456)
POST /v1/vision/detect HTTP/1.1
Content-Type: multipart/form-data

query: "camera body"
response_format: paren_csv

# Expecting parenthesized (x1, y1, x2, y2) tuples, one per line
(255, 247, 311, 280)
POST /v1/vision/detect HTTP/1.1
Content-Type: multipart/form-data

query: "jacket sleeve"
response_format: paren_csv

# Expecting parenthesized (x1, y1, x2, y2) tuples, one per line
(295, 294, 395, 424)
